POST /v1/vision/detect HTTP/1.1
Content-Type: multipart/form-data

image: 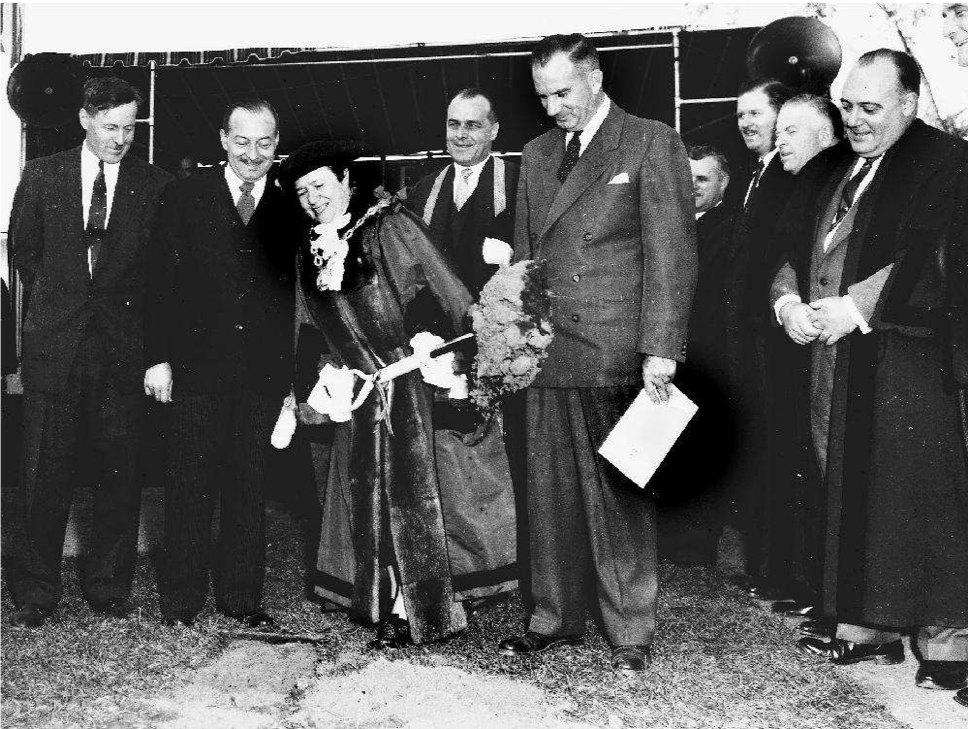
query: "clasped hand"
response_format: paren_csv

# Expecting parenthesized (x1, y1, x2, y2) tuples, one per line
(779, 297, 857, 347)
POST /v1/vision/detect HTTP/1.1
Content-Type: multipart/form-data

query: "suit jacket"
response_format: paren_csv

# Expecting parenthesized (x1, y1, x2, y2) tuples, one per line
(145, 167, 298, 396)
(406, 156, 519, 297)
(9, 147, 172, 394)
(689, 201, 735, 367)
(513, 102, 697, 387)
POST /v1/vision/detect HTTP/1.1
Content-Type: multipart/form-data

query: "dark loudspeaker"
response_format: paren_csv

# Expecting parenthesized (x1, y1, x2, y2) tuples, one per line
(746, 17, 842, 93)
(7, 53, 84, 129)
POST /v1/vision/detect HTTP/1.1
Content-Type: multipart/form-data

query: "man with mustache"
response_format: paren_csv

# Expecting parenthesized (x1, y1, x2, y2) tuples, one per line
(144, 99, 298, 628)
(7, 78, 172, 628)
(770, 49, 968, 694)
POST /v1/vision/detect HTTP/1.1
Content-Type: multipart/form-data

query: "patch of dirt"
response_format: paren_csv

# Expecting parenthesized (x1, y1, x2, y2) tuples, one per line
(293, 656, 595, 729)
(148, 639, 318, 728)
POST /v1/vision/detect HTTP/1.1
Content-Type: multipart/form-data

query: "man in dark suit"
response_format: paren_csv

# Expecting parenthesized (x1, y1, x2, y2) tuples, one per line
(498, 34, 697, 674)
(144, 99, 296, 628)
(7, 77, 172, 627)
(771, 50, 968, 693)
(724, 78, 802, 601)
(658, 144, 735, 566)
(404, 87, 524, 612)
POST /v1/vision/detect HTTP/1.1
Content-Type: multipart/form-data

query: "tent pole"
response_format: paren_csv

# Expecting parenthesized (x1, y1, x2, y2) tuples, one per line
(148, 60, 156, 164)
(672, 28, 681, 134)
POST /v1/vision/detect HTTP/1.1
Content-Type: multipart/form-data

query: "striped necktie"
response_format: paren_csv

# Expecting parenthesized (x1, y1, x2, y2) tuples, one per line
(237, 181, 256, 225)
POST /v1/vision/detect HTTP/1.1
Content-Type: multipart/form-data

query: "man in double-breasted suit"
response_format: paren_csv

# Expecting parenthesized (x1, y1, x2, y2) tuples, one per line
(7, 78, 172, 627)
(144, 99, 297, 628)
(498, 34, 697, 674)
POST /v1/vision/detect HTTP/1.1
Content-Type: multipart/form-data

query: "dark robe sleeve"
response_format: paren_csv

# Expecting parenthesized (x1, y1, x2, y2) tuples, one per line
(376, 206, 473, 339)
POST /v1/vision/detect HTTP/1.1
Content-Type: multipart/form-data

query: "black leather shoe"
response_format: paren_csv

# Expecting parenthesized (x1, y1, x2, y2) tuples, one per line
(498, 631, 583, 657)
(955, 687, 968, 707)
(369, 617, 412, 650)
(91, 598, 133, 619)
(798, 618, 836, 638)
(915, 660, 968, 691)
(797, 637, 904, 665)
(611, 645, 652, 674)
(162, 611, 196, 628)
(9, 604, 49, 628)
(771, 600, 816, 617)
(237, 610, 275, 629)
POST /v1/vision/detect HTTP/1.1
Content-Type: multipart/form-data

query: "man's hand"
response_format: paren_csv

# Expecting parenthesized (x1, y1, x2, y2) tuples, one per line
(809, 296, 857, 346)
(779, 301, 823, 345)
(144, 362, 173, 403)
(642, 355, 676, 404)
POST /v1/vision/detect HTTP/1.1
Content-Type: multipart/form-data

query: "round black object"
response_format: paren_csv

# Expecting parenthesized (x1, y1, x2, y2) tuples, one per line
(7, 53, 84, 129)
(747, 16, 842, 92)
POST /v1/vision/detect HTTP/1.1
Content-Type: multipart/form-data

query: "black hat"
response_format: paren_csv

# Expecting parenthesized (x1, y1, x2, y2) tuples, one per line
(278, 140, 368, 192)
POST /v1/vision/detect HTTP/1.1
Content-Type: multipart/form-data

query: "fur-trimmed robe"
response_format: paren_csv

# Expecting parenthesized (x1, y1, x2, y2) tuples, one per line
(298, 200, 507, 644)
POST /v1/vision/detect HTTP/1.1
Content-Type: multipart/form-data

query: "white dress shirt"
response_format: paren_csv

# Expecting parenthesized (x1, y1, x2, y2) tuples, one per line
(224, 164, 268, 207)
(452, 156, 490, 206)
(565, 96, 611, 156)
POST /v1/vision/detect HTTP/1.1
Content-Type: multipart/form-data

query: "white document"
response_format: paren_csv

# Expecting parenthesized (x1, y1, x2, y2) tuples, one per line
(598, 385, 698, 489)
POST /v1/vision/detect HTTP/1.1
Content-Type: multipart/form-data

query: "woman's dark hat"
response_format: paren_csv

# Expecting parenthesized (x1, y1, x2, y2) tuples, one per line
(278, 140, 369, 191)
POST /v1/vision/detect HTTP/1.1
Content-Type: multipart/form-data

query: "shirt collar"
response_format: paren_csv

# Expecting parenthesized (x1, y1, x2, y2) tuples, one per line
(567, 95, 611, 149)
(759, 148, 778, 168)
(695, 200, 722, 220)
(453, 155, 490, 180)
(81, 142, 120, 179)
(224, 163, 268, 199)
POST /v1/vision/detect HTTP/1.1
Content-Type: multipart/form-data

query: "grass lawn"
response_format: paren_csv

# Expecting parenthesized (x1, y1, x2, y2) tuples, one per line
(1, 503, 903, 729)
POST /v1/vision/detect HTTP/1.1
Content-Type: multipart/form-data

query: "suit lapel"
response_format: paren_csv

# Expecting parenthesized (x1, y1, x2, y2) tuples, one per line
(539, 104, 623, 240)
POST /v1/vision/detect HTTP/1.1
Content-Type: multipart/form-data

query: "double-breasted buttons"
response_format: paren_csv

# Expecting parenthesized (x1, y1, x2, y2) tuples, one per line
(572, 274, 581, 283)
(819, 276, 829, 286)
(235, 324, 245, 332)
(571, 314, 580, 322)
(582, 232, 593, 241)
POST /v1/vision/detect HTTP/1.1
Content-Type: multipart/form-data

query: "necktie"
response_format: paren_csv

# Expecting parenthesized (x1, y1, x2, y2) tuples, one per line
(237, 180, 256, 225)
(556, 132, 583, 183)
(87, 160, 107, 274)
(743, 159, 766, 209)
(830, 158, 875, 231)
(454, 167, 474, 210)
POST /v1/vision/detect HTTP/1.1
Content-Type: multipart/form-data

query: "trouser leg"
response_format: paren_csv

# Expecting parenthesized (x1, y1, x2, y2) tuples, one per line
(575, 387, 656, 647)
(525, 387, 590, 637)
(15, 387, 82, 610)
(159, 392, 222, 618)
(214, 390, 273, 616)
(81, 380, 143, 606)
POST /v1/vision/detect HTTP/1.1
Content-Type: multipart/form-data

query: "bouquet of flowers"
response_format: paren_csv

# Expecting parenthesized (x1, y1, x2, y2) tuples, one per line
(468, 259, 554, 412)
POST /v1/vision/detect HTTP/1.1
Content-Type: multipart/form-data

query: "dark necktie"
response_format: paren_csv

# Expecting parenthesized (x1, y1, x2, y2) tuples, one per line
(556, 132, 583, 183)
(237, 180, 256, 225)
(743, 159, 766, 209)
(87, 160, 107, 274)
(830, 158, 875, 231)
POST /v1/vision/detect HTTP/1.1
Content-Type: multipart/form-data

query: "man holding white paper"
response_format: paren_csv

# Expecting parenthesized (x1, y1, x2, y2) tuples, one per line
(499, 34, 697, 675)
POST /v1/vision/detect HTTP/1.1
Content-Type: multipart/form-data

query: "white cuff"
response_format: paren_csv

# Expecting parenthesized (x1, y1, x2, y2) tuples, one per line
(842, 295, 872, 334)
(774, 294, 802, 325)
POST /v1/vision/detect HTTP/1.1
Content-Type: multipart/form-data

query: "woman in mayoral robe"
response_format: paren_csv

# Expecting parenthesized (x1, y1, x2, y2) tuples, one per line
(279, 141, 515, 648)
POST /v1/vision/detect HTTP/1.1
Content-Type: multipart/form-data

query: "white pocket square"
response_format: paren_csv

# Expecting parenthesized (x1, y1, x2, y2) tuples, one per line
(607, 172, 630, 185)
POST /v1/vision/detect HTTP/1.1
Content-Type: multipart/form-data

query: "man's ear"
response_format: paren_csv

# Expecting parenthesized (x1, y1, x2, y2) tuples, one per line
(489, 121, 500, 142)
(79, 108, 91, 131)
(589, 68, 604, 95)
(219, 129, 228, 152)
(901, 92, 918, 118)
